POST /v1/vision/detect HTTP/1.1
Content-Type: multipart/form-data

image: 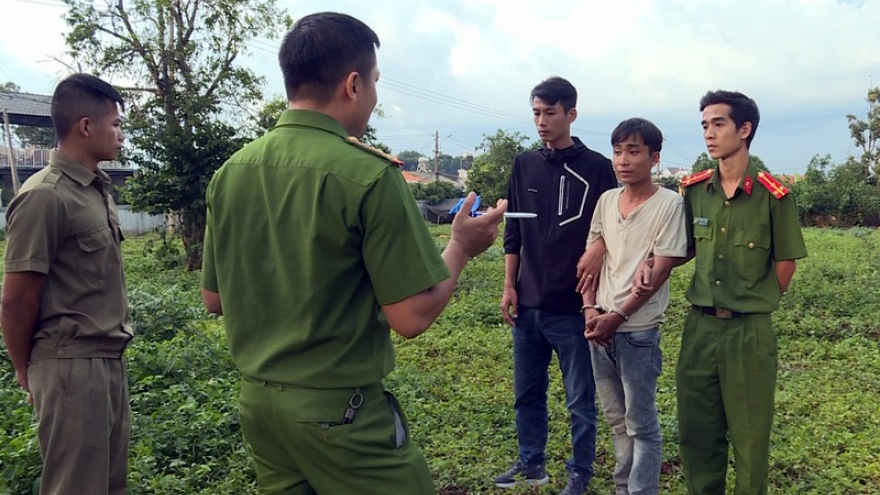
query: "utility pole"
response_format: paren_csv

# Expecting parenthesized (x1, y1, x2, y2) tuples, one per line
(2, 109, 20, 195)
(433, 130, 440, 182)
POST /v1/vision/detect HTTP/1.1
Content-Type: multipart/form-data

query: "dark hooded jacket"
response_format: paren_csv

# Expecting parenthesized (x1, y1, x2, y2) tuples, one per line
(503, 136, 617, 314)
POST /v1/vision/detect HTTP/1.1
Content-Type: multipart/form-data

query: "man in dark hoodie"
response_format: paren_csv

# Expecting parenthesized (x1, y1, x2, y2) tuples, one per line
(496, 77, 618, 495)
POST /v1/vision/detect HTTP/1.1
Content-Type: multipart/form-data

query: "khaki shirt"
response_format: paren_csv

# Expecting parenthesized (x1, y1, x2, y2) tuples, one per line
(684, 163, 807, 313)
(4, 150, 133, 359)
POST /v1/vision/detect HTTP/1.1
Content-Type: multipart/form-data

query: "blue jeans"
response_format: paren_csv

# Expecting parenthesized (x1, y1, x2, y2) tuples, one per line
(591, 329, 663, 495)
(512, 306, 597, 477)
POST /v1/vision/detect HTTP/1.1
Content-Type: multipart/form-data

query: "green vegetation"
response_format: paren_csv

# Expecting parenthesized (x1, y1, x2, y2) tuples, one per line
(466, 129, 531, 205)
(1, 227, 879, 494)
(410, 181, 463, 204)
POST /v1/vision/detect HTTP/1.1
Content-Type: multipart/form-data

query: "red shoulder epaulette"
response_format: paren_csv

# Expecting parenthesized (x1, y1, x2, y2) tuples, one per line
(756, 171, 789, 199)
(680, 169, 714, 188)
(346, 136, 405, 167)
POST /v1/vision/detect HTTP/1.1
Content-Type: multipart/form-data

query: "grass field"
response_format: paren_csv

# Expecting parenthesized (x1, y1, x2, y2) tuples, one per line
(1, 226, 879, 494)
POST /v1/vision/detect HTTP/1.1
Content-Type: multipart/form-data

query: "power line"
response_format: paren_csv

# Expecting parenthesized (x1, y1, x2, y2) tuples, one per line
(9, 0, 67, 7)
(245, 35, 697, 155)
(376, 134, 435, 141)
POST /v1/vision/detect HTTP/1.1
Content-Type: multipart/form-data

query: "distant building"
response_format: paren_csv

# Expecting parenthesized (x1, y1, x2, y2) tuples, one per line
(400, 170, 467, 190)
(656, 166, 689, 179)
(1, 90, 134, 205)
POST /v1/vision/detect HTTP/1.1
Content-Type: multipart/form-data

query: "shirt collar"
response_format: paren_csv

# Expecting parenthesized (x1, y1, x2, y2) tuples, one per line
(49, 150, 109, 187)
(273, 109, 349, 138)
(707, 160, 761, 197)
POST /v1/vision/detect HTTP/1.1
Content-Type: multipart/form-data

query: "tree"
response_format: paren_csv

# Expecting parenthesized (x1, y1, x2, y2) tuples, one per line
(63, 0, 291, 270)
(362, 104, 391, 154)
(436, 153, 457, 174)
(791, 154, 880, 226)
(846, 86, 880, 184)
(253, 95, 288, 134)
(409, 181, 460, 204)
(396, 150, 423, 171)
(1, 81, 56, 148)
(465, 129, 530, 205)
(655, 175, 680, 191)
(691, 152, 770, 172)
(254, 96, 391, 153)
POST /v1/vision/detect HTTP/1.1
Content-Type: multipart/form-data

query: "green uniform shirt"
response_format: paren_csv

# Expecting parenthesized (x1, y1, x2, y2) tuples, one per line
(202, 109, 450, 389)
(684, 163, 807, 313)
(4, 150, 132, 359)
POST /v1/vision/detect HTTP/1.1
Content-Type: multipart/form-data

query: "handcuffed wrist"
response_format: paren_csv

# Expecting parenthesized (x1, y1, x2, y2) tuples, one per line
(609, 308, 629, 321)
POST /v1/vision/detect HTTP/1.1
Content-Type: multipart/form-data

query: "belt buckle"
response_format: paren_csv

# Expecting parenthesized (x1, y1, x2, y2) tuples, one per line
(716, 308, 733, 319)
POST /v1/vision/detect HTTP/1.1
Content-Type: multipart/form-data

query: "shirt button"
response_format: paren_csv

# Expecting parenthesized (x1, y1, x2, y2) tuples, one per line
(718, 254, 724, 259)
(748, 242, 755, 249)
(57, 349, 64, 356)
(724, 201, 730, 206)
(715, 280, 721, 286)
(721, 227, 727, 234)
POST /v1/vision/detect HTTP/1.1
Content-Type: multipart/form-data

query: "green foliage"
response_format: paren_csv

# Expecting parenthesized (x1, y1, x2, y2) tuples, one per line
(655, 175, 680, 191)
(409, 181, 461, 204)
(466, 129, 530, 205)
(140, 228, 186, 270)
(252, 96, 288, 134)
(2, 230, 880, 493)
(846, 86, 880, 183)
(255, 96, 391, 154)
(396, 150, 423, 171)
(791, 154, 880, 226)
(692, 152, 769, 172)
(63, 0, 291, 270)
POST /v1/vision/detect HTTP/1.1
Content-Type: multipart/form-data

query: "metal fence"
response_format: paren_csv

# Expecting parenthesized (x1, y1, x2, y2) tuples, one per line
(0, 148, 128, 169)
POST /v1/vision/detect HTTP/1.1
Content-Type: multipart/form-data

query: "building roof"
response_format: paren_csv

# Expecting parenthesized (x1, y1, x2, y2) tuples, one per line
(0, 91, 53, 127)
(402, 171, 434, 184)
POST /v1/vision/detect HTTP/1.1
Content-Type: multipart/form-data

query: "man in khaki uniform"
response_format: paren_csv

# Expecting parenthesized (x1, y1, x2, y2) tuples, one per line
(1, 73, 132, 495)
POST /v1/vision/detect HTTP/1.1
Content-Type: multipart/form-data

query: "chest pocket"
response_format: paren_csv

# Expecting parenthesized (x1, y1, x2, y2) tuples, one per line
(733, 228, 771, 279)
(693, 223, 713, 242)
(76, 227, 115, 281)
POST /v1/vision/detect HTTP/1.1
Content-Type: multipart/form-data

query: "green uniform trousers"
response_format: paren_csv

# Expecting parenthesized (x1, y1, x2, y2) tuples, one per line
(28, 357, 130, 495)
(239, 376, 435, 495)
(677, 310, 777, 495)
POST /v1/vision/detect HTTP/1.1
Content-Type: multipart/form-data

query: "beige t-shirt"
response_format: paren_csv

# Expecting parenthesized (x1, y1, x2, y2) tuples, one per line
(587, 187, 687, 332)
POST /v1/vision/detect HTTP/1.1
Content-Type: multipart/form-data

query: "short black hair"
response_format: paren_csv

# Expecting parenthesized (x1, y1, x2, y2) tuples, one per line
(611, 118, 663, 154)
(699, 90, 760, 147)
(51, 73, 124, 141)
(279, 12, 380, 104)
(531, 76, 577, 112)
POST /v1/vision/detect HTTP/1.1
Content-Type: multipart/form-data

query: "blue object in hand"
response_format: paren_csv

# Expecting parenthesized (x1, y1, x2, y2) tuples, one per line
(449, 195, 482, 216)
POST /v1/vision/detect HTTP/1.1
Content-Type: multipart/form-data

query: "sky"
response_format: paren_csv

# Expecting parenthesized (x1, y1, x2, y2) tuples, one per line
(2, 0, 879, 174)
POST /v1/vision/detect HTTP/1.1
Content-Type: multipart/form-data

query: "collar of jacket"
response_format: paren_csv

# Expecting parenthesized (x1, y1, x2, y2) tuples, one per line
(539, 136, 588, 166)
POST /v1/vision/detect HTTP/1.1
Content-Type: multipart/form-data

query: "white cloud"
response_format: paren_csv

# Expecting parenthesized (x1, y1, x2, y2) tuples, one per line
(2, 0, 877, 170)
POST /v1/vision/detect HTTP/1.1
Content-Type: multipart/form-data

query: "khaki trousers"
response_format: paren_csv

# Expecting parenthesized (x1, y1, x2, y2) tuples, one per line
(28, 357, 131, 495)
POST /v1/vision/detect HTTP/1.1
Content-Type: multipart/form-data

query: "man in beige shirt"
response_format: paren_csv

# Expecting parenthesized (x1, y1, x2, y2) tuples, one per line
(582, 118, 687, 495)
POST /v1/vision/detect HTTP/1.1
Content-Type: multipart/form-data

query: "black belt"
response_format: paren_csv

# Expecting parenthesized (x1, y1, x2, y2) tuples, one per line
(691, 305, 748, 319)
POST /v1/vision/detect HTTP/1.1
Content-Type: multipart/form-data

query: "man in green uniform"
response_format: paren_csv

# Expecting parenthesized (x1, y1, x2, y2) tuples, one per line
(677, 90, 807, 494)
(200, 12, 506, 495)
(1, 74, 132, 495)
